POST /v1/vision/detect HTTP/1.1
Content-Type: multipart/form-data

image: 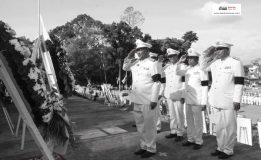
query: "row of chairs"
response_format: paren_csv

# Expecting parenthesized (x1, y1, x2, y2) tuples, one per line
(75, 84, 126, 107)
(1, 100, 27, 150)
(241, 91, 261, 105)
(241, 96, 261, 105)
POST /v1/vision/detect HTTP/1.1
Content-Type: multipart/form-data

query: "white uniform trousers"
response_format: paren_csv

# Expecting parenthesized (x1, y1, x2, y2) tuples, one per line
(156, 104, 162, 131)
(167, 99, 184, 136)
(133, 103, 157, 153)
(186, 104, 203, 145)
(213, 108, 237, 155)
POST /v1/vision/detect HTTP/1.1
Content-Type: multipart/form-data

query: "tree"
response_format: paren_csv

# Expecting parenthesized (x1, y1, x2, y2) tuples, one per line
(149, 39, 164, 55)
(182, 31, 198, 43)
(250, 58, 261, 79)
(50, 14, 112, 85)
(103, 21, 143, 89)
(181, 31, 199, 54)
(120, 6, 145, 28)
(65, 36, 106, 85)
(49, 14, 199, 87)
(162, 38, 183, 53)
(51, 14, 103, 40)
(162, 31, 198, 54)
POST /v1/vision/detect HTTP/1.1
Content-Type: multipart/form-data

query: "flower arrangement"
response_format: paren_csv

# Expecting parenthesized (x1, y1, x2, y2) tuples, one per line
(0, 21, 76, 149)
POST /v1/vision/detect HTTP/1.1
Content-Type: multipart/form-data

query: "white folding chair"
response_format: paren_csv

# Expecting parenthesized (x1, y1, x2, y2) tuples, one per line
(237, 117, 252, 146)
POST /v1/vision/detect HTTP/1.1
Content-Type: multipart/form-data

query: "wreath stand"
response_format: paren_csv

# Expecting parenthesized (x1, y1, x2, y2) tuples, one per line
(0, 53, 55, 160)
(1, 103, 30, 151)
(0, 100, 15, 135)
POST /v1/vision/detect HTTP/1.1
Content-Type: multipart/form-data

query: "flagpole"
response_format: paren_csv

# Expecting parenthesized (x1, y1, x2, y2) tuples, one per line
(37, 0, 41, 60)
(38, 0, 40, 38)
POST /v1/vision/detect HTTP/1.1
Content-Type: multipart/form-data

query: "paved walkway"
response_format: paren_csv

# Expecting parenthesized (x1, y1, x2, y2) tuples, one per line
(1, 96, 261, 160)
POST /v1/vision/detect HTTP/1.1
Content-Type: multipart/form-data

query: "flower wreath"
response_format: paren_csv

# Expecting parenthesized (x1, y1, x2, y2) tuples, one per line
(0, 21, 76, 148)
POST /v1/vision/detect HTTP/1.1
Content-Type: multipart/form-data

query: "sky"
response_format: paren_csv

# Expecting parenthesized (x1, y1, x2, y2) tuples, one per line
(1, 0, 261, 64)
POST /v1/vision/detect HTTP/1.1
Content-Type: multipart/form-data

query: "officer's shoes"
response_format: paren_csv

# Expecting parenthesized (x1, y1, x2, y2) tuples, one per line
(182, 141, 195, 146)
(193, 144, 202, 150)
(165, 133, 177, 139)
(174, 136, 183, 142)
(140, 151, 156, 158)
(218, 152, 233, 159)
(132, 124, 136, 128)
(134, 149, 146, 155)
(157, 130, 161, 134)
(211, 150, 223, 156)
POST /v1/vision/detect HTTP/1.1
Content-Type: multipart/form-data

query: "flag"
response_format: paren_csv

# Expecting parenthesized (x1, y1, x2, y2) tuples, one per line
(40, 14, 50, 41)
(31, 14, 50, 61)
(33, 14, 59, 93)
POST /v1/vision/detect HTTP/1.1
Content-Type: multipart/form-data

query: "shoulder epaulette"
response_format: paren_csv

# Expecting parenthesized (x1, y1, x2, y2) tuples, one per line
(231, 56, 240, 61)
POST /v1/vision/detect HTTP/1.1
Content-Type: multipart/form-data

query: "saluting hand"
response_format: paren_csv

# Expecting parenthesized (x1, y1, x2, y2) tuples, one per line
(127, 49, 137, 59)
(150, 102, 157, 110)
(233, 102, 240, 111)
(178, 54, 187, 64)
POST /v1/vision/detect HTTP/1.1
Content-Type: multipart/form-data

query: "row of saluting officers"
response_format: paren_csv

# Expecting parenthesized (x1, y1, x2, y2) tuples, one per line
(123, 39, 244, 159)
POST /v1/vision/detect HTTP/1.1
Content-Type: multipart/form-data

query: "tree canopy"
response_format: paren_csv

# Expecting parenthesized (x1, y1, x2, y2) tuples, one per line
(49, 14, 199, 86)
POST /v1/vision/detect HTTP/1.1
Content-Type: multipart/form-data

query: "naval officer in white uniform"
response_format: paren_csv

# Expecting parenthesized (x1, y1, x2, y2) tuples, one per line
(148, 52, 164, 133)
(200, 42, 244, 159)
(160, 48, 185, 141)
(176, 49, 208, 150)
(123, 39, 161, 158)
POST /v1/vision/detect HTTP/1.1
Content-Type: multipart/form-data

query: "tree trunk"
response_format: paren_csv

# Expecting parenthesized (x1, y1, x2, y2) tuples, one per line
(104, 69, 107, 84)
(118, 60, 121, 91)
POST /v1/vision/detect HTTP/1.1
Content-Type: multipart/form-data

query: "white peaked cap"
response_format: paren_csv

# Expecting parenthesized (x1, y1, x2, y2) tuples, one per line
(215, 41, 233, 48)
(135, 39, 152, 49)
(187, 48, 200, 57)
(167, 48, 179, 56)
(149, 52, 158, 57)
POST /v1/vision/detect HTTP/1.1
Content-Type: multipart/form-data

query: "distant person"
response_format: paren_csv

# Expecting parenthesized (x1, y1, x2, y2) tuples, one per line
(123, 39, 161, 158)
(201, 42, 244, 159)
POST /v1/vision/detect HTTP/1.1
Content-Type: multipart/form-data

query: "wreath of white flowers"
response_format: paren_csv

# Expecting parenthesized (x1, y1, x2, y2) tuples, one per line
(6, 24, 65, 123)
(1, 21, 77, 149)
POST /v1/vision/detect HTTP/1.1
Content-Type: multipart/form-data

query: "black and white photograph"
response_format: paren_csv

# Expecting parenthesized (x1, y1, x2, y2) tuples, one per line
(0, 0, 261, 159)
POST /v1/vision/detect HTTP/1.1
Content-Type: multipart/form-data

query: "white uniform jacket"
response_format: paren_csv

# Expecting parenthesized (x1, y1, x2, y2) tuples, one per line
(200, 56, 244, 109)
(123, 57, 161, 105)
(161, 63, 185, 101)
(177, 64, 208, 105)
(157, 62, 166, 96)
